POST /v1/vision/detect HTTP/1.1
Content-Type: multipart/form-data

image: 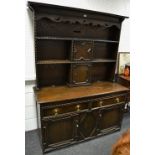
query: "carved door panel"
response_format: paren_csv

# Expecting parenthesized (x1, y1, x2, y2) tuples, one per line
(42, 113, 78, 151)
(78, 109, 99, 140)
(72, 41, 93, 60)
(98, 104, 124, 132)
(69, 64, 91, 86)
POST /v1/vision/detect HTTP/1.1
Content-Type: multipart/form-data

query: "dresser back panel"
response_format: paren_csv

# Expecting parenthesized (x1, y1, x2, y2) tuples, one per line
(36, 40, 71, 60)
(91, 63, 115, 82)
(36, 18, 120, 40)
(37, 64, 69, 87)
(93, 42, 118, 59)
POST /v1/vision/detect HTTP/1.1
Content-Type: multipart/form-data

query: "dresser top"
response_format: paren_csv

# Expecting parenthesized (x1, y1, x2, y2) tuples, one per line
(34, 81, 129, 104)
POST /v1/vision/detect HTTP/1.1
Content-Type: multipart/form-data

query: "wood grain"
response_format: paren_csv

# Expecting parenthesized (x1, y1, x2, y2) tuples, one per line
(35, 81, 129, 104)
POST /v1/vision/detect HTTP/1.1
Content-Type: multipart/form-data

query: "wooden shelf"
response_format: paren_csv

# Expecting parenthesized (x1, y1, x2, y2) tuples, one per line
(92, 59, 116, 63)
(119, 75, 130, 81)
(37, 60, 71, 64)
(36, 59, 116, 64)
(36, 36, 119, 43)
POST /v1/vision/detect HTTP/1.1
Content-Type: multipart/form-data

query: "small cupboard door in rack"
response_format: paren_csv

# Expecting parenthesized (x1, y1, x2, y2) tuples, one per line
(42, 113, 79, 151)
(72, 41, 93, 61)
(69, 63, 91, 86)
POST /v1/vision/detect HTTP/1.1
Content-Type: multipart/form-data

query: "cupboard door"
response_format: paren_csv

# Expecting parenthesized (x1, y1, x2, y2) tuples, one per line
(72, 41, 93, 60)
(98, 104, 124, 132)
(69, 64, 91, 86)
(42, 113, 78, 151)
(78, 109, 99, 140)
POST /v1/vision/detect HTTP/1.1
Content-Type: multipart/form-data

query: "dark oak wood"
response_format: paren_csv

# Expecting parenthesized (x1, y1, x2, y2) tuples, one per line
(28, 1, 129, 153)
(37, 59, 116, 64)
(117, 75, 130, 112)
(35, 81, 128, 104)
(68, 63, 92, 86)
(72, 41, 93, 60)
(117, 75, 130, 88)
(36, 36, 120, 43)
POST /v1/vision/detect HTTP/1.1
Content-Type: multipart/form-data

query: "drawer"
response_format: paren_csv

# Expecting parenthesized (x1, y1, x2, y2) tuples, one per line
(42, 102, 90, 117)
(72, 41, 93, 60)
(41, 95, 126, 117)
(92, 95, 126, 109)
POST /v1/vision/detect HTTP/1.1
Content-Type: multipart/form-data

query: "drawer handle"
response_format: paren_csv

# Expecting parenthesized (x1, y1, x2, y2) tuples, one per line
(116, 98, 120, 103)
(99, 101, 103, 107)
(54, 109, 58, 116)
(79, 57, 84, 60)
(76, 105, 80, 111)
(87, 48, 92, 53)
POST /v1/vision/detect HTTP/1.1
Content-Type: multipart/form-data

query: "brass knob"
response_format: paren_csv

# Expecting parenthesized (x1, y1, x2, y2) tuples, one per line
(54, 109, 58, 116)
(76, 105, 80, 111)
(99, 101, 103, 106)
(87, 48, 92, 53)
(79, 57, 84, 60)
(116, 98, 120, 103)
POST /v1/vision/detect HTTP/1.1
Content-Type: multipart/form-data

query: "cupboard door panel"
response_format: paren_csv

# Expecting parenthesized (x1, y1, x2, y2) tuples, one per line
(99, 104, 124, 131)
(42, 113, 78, 150)
(69, 64, 91, 86)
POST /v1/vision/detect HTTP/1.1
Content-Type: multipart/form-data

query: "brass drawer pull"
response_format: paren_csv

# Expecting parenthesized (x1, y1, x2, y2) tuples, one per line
(79, 57, 84, 60)
(115, 98, 120, 103)
(54, 109, 58, 116)
(87, 48, 92, 53)
(99, 101, 103, 107)
(76, 105, 80, 111)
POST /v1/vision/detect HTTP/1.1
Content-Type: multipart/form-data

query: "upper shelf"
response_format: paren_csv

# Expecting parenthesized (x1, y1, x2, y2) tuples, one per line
(36, 37, 119, 43)
(36, 59, 116, 64)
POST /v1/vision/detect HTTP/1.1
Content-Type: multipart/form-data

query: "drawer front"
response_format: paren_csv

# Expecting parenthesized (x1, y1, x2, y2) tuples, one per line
(42, 101, 90, 117)
(69, 63, 91, 86)
(92, 95, 126, 109)
(72, 41, 93, 60)
(41, 94, 126, 117)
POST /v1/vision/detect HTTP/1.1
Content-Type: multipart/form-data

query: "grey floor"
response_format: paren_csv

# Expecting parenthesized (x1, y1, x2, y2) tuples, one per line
(25, 113, 130, 155)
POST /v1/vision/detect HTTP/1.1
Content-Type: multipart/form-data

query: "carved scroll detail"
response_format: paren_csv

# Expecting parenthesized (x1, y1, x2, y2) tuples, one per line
(37, 14, 121, 29)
